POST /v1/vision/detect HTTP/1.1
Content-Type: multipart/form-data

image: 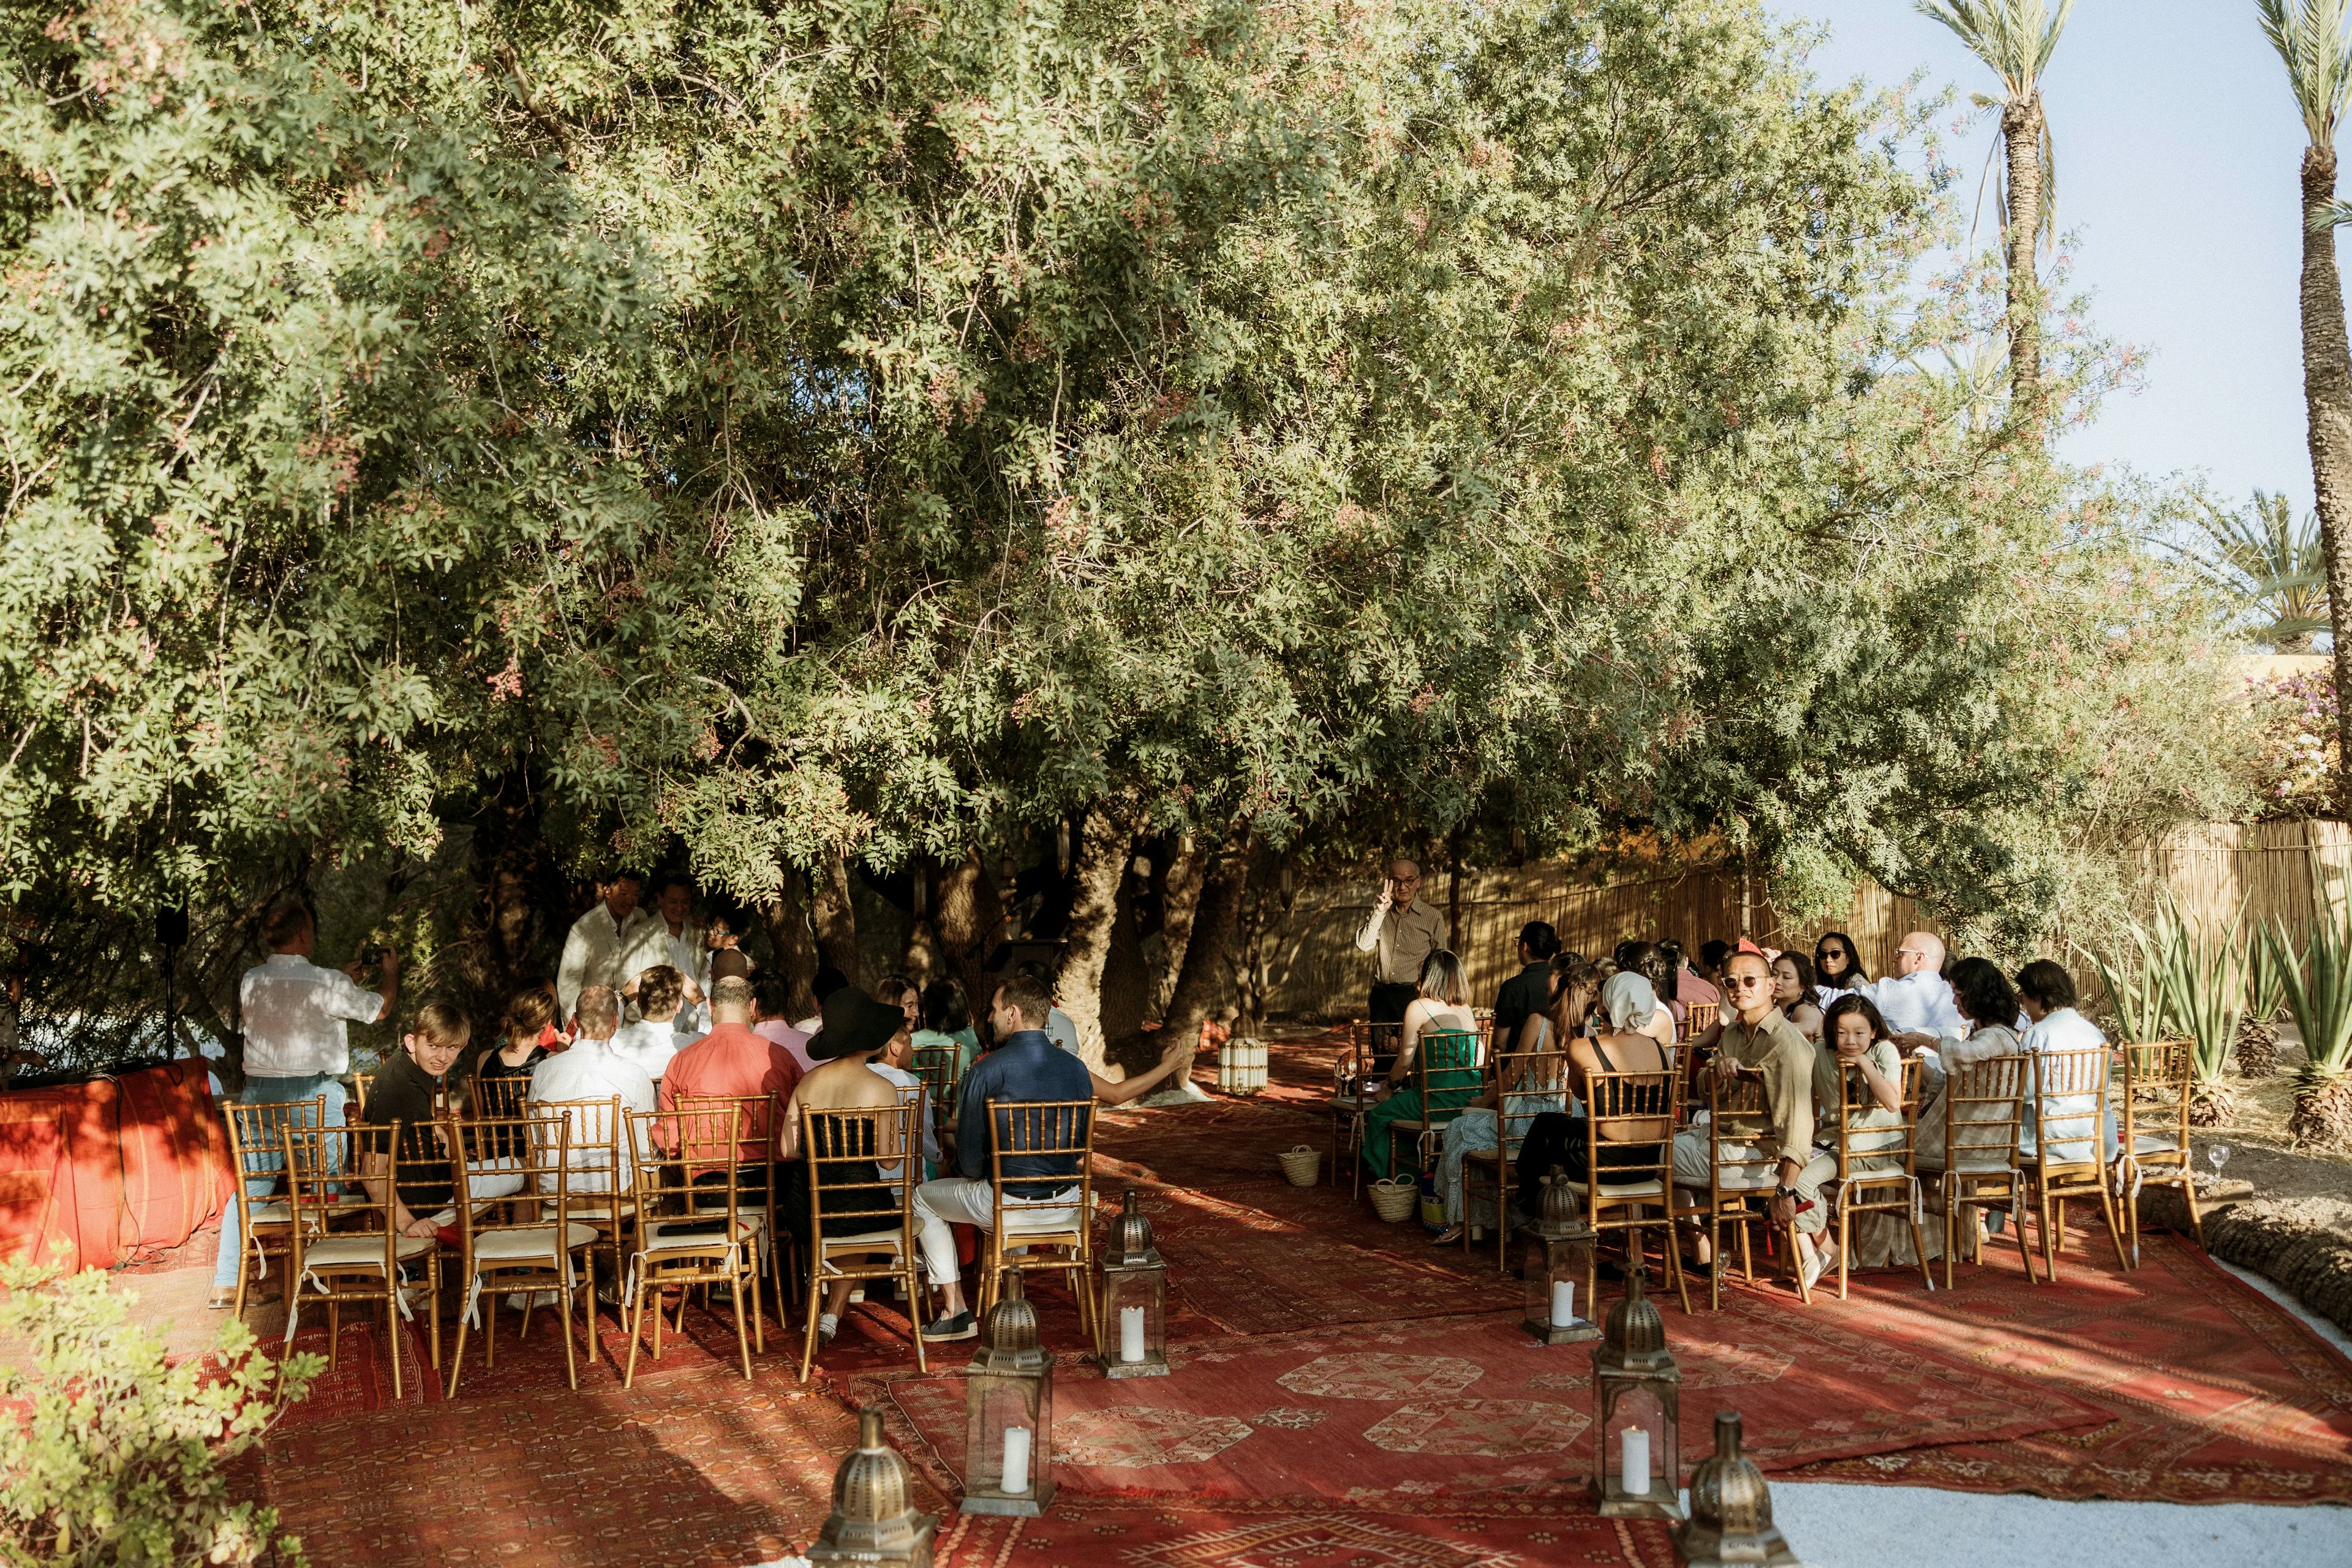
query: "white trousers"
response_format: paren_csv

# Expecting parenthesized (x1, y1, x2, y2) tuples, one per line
(913, 1176, 1079, 1287)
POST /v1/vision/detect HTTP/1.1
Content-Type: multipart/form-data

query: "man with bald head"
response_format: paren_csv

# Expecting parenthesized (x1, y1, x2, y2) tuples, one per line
(1352, 858, 1447, 1071)
(1863, 931, 1966, 1052)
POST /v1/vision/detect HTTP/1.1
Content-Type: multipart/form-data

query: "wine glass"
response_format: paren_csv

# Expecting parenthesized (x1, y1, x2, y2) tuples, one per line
(2206, 1143, 2231, 1181)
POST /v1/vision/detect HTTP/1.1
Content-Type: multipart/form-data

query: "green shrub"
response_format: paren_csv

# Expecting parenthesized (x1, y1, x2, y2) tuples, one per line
(1, 1262, 322, 1566)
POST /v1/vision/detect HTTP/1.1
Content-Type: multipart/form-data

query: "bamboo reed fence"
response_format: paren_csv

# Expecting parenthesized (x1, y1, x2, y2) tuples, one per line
(1260, 820, 2352, 1017)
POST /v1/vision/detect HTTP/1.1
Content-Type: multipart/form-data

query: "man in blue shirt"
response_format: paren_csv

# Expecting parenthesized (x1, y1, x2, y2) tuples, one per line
(913, 970, 1191, 1341)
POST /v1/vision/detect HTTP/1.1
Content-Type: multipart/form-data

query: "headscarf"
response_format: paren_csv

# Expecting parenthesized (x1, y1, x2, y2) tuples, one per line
(1600, 972, 1657, 1033)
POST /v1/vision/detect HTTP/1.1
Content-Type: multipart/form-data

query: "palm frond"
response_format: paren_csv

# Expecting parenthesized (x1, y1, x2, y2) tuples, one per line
(1918, 0, 2079, 97)
(2259, 0, 2352, 148)
(2168, 489, 2331, 649)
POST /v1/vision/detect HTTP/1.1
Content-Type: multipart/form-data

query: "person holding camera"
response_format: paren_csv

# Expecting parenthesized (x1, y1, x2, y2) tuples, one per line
(1351, 859, 1447, 1073)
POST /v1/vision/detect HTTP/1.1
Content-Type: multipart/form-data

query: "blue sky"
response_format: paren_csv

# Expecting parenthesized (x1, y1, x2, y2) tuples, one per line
(1774, 0, 2326, 516)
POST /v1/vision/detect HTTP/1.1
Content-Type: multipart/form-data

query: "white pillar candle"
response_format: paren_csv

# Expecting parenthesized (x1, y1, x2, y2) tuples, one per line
(1119, 1305, 1147, 1363)
(1000, 1426, 1033, 1495)
(1621, 1427, 1651, 1496)
(1549, 1278, 1575, 1327)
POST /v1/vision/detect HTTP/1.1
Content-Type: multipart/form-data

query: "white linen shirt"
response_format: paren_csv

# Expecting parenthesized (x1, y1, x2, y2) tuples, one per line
(608, 1017, 689, 1082)
(868, 1060, 944, 1172)
(557, 903, 658, 1019)
(627, 916, 710, 995)
(528, 1038, 657, 1193)
(1862, 971, 1967, 1040)
(2019, 1006, 2108, 1161)
(239, 955, 383, 1078)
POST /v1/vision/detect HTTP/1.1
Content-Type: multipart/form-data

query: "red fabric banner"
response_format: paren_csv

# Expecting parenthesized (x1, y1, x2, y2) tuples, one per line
(0, 1059, 232, 1272)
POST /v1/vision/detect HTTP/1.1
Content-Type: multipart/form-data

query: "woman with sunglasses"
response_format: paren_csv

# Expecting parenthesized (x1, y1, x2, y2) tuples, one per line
(1812, 932, 1868, 1005)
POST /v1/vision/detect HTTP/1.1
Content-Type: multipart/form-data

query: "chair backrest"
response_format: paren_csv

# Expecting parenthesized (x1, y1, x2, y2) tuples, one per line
(2031, 1047, 2109, 1171)
(1363, 1017, 1403, 1066)
(450, 1113, 573, 1251)
(910, 1041, 962, 1106)
(1683, 1002, 1719, 1041)
(1490, 1049, 1572, 1155)
(533, 1095, 627, 1192)
(1836, 1054, 1922, 1175)
(799, 1102, 918, 1240)
(983, 1097, 1094, 1208)
(224, 1095, 326, 1182)
(629, 1104, 747, 1233)
(1412, 1030, 1484, 1128)
(282, 1123, 399, 1267)
(1706, 1071, 1779, 1193)
(1585, 1068, 1675, 1148)
(1943, 1054, 2027, 1175)
(1335, 1026, 1376, 1090)
(472, 1072, 532, 1120)
(2120, 1041, 2193, 1164)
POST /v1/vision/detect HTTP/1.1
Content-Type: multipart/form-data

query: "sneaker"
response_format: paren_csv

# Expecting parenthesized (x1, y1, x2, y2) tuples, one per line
(1428, 1226, 1466, 1248)
(1799, 1244, 1833, 1294)
(921, 1310, 978, 1342)
(819, 1312, 840, 1344)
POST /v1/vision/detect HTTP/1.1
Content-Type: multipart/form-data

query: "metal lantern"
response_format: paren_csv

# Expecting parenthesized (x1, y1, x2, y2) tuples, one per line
(1592, 1262, 1682, 1520)
(960, 1272, 1056, 1517)
(1521, 1166, 1600, 1344)
(1098, 1188, 1169, 1379)
(809, 1406, 938, 1568)
(1676, 1411, 1802, 1567)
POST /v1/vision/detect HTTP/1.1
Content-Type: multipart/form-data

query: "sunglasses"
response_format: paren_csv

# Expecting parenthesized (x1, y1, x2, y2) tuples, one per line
(1728, 974, 1774, 989)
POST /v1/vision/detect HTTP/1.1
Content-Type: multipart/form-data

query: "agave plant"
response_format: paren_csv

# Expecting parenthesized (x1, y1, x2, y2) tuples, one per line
(2239, 922, 2290, 1077)
(2264, 907, 2352, 1149)
(2082, 920, 2173, 1046)
(2149, 903, 2246, 1125)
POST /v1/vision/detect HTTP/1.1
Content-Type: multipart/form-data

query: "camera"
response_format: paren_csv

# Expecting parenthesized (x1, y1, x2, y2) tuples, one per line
(359, 944, 388, 965)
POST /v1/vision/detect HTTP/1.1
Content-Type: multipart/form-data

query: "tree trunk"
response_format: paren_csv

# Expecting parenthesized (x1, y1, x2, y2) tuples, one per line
(928, 851, 1006, 1026)
(759, 865, 823, 1020)
(812, 850, 860, 986)
(1446, 831, 1463, 952)
(2299, 143, 2352, 817)
(2002, 92, 2045, 426)
(1159, 832, 1251, 1055)
(1151, 834, 1204, 1014)
(1055, 799, 1140, 1075)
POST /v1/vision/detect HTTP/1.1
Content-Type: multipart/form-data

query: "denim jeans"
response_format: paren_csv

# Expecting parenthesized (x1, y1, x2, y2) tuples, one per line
(213, 1074, 347, 1289)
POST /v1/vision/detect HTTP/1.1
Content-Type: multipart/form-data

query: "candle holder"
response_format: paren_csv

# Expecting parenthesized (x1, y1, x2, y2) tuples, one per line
(1593, 1263, 1681, 1521)
(808, 1406, 938, 1568)
(1097, 1188, 1170, 1378)
(960, 1272, 1056, 1517)
(1675, 1411, 1801, 1566)
(1521, 1166, 1600, 1344)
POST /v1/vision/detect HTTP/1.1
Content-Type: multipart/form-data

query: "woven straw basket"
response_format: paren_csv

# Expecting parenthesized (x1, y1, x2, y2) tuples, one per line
(1369, 1177, 1419, 1222)
(1278, 1145, 1321, 1186)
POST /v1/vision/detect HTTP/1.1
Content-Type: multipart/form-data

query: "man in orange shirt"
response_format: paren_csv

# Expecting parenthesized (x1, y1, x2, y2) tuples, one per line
(658, 974, 802, 1162)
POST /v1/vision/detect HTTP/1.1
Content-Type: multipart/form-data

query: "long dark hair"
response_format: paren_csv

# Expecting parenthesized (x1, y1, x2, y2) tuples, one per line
(1948, 956, 2019, 1031)
(1772, 949, 1819, 1006)
(1820, 992, 1891, 1049)
(1812, 930, 1868, 989)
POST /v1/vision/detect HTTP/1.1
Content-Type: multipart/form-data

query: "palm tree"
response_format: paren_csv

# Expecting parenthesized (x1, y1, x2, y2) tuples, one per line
(2258, 1, 2352, 810)
(1916, 1, 2077, 428)
(2181, 489, 2331, 652)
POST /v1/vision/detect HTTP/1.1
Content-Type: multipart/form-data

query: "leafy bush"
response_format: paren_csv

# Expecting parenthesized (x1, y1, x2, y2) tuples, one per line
(0, 1262, 321, 1566)
(2242, 670, 2339, 815)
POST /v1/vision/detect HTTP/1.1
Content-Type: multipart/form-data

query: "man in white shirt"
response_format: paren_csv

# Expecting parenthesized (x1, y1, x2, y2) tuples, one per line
(1862, 931, 1966, 1052)
(556, 872, 654, 1022)
(1351, 859, 1447, 1070)
(530, 986, 657, 1194)
(211, 898, 397, 1308)
(609, 965, 703, 1082)
(627, 875, 710, 1012)
(2015, 959, 2109, 1162)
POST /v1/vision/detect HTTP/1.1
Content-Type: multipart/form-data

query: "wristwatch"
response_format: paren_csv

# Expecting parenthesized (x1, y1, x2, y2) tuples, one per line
(1774, 1185, 1797, 1200)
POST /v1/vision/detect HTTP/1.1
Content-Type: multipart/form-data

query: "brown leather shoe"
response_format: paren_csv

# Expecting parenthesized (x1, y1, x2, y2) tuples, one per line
(208, 1287, 281, 1310)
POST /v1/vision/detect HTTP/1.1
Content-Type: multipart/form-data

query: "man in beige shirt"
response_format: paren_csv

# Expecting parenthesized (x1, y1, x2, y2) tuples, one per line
(1352, 858, 1448, 1071)
(1672, 948, 1841, 1289)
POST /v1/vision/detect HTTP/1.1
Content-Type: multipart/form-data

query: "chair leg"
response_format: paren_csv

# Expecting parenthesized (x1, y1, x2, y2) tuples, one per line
(2011, 1195, 2038, 1284)
(388, 1293, 402, 1403)
(730, 1272, 752, 1382)
(2182, 1173, 2206, 1251)
(560, 1269, 580, 1392)
(426, 1262, 442, 1371)
(1942, 1195, 1956, 1293)
(1836, 1210, 1852, 1302)
(798, 1267, 821, 1384)
(328, 1300, 341, 1370)
(2095, 1179, 2130, 1270)
(624, 1272, 648, 1390)
(1908, 1208, 1934, 1292)
(484, 1286, 498, 1368)
(1708, 1216, 1724, 1311)
(1787, 1226, 1812, 1305)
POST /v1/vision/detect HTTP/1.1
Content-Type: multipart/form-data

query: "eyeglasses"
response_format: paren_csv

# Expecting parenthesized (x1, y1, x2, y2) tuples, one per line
(1727, 975, 1774, 990)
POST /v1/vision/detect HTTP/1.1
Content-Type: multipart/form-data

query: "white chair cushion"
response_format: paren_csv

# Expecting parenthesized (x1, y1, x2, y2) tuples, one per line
(1566, 1178, 1666, 1200)
(818, 1231, 908, 1262)
(474, 1223, 599, 1263)
(303, 1234, 433, 1270)
(245, 1202, 294, 1227)
(2132, 1134, 2186, 1157)
(1713, 1168, 1779, 1191)
(643, 1218, 760, 1254)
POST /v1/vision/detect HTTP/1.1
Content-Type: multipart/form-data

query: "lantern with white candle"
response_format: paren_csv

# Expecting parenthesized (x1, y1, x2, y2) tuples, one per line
(809, 1406, 938, 1568)
(1097, 1188, 1169, 1379)
(1591, 1262, 1681, 1521)
(959, 1273, 1056, 1516)
(1521, 1166, 1600, 1345)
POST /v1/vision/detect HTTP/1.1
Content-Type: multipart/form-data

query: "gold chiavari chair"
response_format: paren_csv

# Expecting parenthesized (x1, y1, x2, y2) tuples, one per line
(537, 1095, 635, 1303)
(674, 1090, 786, 1336)
(624, 1104, 763, 1385)
(1381, 1029, 1483, 1183)
(978, 1099, 1099, 1344)
(1462, 1047, 1574, 1268)
(1830, 1057, 1934, 1298)
(447, 1110, 598, 1394)
(1692, 1071, 1805, 1309)
(794, 1100, 927, 1382)
(1929, 1055, 2037, 1290)
(2023, 1048, 2127, 1281)
(472, 1072, 532, 1120)
(1572, 1070, 1692, 1314)
(220, 1095, 326, 1319)
(1682, 1001, 1721, 1042)
(2117, 1042, 2200, 1265)
(282, 1121, 443, 1399)
(910, 1040, 965, 1118)
(1330, 1024, 1381, 1196)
